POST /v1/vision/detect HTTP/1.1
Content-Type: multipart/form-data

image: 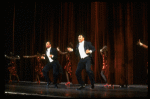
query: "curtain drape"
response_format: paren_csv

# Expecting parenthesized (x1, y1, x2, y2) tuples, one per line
(4, 2, 148, 84)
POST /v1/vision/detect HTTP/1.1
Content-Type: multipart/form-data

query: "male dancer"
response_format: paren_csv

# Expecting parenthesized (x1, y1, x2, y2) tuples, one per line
(67, 35, 95, 90)
(41, 41, 60, 88)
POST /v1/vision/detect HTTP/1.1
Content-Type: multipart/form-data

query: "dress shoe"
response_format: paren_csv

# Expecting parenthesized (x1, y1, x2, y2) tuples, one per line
(90, 84, 94, 89)
(76, 84, 86, 90)
(54, 84, 58, 88)
(47, 81, 51, 86)
(83, 84, 86, 87)
(76, 86, 84, 90)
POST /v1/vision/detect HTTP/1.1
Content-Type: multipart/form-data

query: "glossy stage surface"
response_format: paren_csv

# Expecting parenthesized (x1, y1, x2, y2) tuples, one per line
(4, 81, 148, 98)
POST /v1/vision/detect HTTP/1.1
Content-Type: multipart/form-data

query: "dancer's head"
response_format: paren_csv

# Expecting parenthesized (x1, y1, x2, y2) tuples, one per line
(78, 34, 85, 43)
(46, 41, 51, 48)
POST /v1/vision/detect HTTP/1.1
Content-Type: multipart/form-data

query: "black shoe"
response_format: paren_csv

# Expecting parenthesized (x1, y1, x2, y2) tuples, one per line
(47, 81, 51, 86)
(76, 84, 86, 90)
(90, 84, 94, 89)
(83, 84, 86, 87)
(54, 84, 58, 89)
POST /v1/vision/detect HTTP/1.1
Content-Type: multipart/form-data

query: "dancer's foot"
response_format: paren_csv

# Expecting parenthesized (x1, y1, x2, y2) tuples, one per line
(104, 83, 109, 87)
(47, 81, 51, 86)
(54, 84, 58, 88)
(9, 80, 12, 83)
(76, 86, 85, 90)
(65, 82, 70, 86)
(38, 80, 40, 84)
(76, 84, 86, 90)
(90, 84, 94, 89)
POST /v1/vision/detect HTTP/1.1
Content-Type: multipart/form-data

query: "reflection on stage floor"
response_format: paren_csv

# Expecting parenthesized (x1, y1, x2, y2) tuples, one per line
(4, 81, 148, 98)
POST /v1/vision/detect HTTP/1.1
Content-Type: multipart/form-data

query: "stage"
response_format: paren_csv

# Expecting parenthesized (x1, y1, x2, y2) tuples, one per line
(4, 81, 148, 98)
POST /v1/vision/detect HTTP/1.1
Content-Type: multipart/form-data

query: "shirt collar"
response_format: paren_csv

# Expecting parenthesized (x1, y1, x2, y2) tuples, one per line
(79, 41, 84, 45)
(47, 47, 51, 51)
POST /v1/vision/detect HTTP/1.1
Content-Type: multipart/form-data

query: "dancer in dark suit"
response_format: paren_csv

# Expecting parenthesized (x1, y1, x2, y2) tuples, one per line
(67, 35, 95, 90)
(41, 41, 61, 88)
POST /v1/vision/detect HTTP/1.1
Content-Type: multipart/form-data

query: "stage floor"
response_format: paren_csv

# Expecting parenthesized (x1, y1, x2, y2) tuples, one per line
(4, 81, 148, 98)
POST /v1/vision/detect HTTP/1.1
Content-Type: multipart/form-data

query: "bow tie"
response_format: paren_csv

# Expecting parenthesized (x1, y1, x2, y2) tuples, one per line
(79, 41, 84, 45)
(47, 47, 51, 51)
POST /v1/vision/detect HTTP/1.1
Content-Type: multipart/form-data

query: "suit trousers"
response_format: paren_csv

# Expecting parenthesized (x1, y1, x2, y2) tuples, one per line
(42, 61, 59, 84)
(75, 57, 95, 85)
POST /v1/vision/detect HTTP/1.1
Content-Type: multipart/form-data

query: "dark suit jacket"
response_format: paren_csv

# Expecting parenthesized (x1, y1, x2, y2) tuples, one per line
(45, 47, 63, 74)
(45, 47, 58, 64)
(74, 41, 95, 64)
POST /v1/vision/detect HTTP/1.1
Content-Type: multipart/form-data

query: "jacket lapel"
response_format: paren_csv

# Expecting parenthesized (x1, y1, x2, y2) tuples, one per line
(50, 48, 52, 54)
(77, 41, 87, 52)
(46, 48, 52, 54)
(84, 41, 87, 51)
(77, 44, 79, 49)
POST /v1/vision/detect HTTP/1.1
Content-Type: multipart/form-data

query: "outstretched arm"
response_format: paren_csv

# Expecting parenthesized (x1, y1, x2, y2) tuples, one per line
(57, 47, 68, 54)
(137, 39, 148, 49)
(67, 47, 74, 52)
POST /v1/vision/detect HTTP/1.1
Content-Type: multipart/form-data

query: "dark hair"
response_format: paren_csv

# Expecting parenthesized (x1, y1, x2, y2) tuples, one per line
(46, 41, 51, 44)
(78, 34, 86, 39)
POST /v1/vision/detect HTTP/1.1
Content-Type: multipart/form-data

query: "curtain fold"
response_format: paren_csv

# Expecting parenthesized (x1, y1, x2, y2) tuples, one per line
(4, 2, 148, 84)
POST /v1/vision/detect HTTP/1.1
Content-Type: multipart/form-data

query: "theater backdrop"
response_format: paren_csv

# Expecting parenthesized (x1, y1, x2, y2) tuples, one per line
(4, 2, 148, 85)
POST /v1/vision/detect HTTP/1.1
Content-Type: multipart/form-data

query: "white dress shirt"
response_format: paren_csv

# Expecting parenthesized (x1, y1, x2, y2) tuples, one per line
(46, 47, 54, 62)
(78, 41, 89, 59)
(69, 41, 92, 59)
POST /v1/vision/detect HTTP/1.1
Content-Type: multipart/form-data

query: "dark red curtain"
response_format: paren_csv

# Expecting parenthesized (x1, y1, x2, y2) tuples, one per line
(4, 2, 148, 84)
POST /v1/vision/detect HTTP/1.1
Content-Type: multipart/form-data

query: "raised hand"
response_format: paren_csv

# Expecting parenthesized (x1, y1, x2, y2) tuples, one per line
(41, 56, 45, 59)
(67, 47, 73, 52)
(86, 49, 90, 54)
(137, 39, 142, 45)
(49, 54, 53, 58)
